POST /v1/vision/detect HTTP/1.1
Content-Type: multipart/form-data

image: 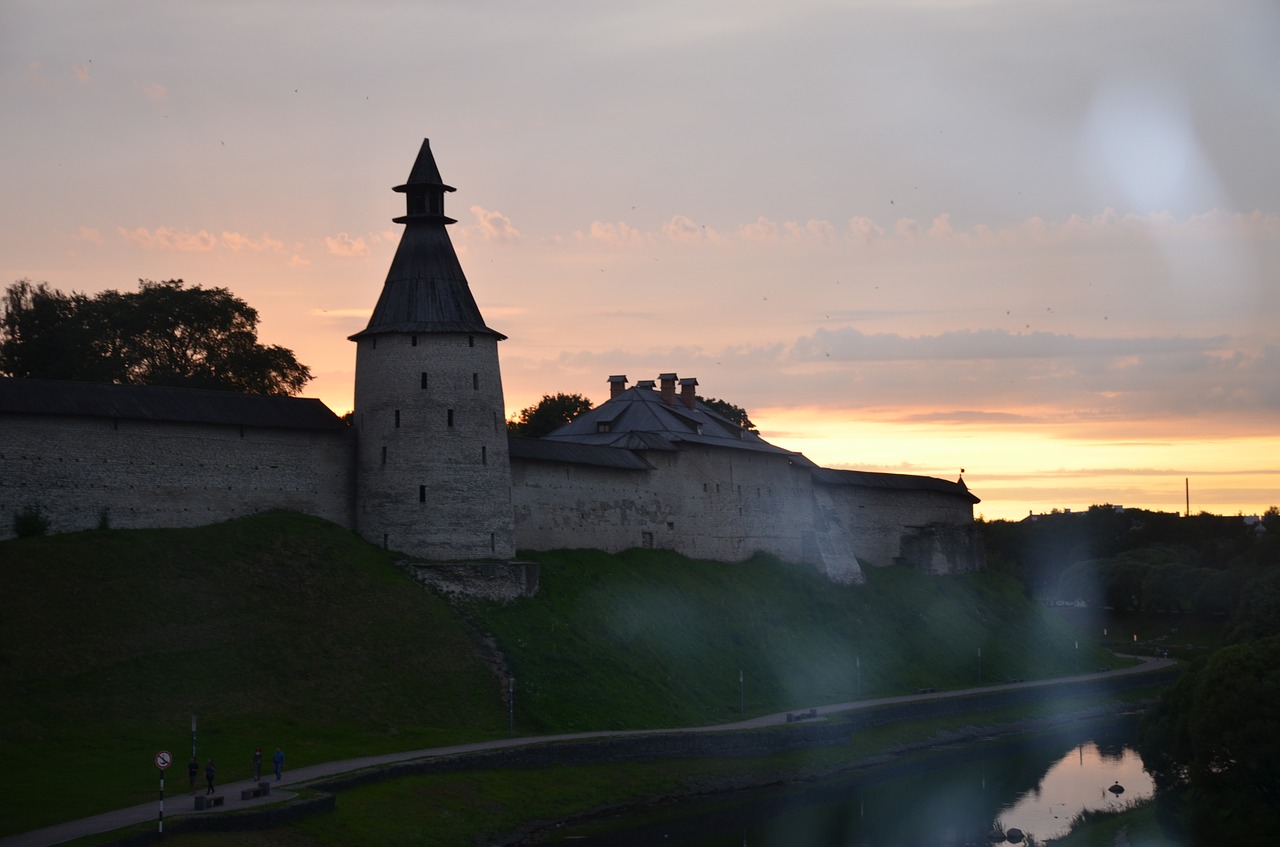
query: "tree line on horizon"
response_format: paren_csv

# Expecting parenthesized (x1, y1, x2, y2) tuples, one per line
(0, 279, 311, 395)
(982, 502, 1280, 842)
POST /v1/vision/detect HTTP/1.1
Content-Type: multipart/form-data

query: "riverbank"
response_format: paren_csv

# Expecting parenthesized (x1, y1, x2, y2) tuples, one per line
(500, 695, 1163, 845)
(199, 672, 1175, 846)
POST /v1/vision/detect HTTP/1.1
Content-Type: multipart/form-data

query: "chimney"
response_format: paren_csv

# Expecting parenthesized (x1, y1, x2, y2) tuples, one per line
(608, 374, 628, 399)
(679, 377, 698, 410)
(636, 379, 656, 390)
(658, 373, 678, 405)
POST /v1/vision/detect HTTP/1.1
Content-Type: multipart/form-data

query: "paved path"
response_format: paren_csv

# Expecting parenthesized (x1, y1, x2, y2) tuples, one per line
(0, 655, 1173, 847)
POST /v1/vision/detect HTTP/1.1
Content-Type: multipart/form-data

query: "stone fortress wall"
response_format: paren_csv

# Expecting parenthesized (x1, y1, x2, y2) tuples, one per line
(1, 393, 982, 578)
(510, 446, 817, 564)
(0, 406, 353, 538)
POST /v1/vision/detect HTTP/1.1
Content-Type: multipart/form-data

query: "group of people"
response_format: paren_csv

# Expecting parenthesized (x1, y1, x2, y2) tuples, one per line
(187, 746, 286, 795)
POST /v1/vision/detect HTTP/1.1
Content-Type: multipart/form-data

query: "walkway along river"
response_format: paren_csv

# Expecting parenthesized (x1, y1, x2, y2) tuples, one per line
(0, 657, 1175, 847)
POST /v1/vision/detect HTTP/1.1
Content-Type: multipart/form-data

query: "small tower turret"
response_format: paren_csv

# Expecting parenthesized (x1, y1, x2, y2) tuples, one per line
(350, 139, 515, 559)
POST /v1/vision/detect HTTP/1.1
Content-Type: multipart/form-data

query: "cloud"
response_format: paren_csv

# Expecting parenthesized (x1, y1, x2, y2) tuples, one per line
(737, 216, 779, 243)
(662, 214, 703, 244)
(136, 82, 168, 102)
(579, 220, 652, 247)
(848, 216, 885, 243)
(221, 231, 285, 253)
(788, 327, 1228, 363)
(117, 226, 216, 252)
(289, 254, 311, 268)
(324, 233, 370, 257)
(76, 227, 104, 245)
(73, 64, 89, 83)
(783, 219, 836, 245)
(468, 205, 521, 242)
(516, 329, 1278, 432)
(547, 207, 1277, 255)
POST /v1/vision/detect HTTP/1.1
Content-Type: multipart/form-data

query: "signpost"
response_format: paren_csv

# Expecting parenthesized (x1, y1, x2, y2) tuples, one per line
(155, 750, 172, 834)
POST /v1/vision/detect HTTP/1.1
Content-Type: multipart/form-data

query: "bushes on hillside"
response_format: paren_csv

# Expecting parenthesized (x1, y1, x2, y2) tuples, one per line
(12, 503, 49, 538)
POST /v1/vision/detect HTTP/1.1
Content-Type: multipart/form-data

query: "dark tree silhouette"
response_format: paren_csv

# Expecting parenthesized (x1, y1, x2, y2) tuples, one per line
(699, 395, 756, 431)
(507, 392, 594, 438)
(1, 279, 311, 395)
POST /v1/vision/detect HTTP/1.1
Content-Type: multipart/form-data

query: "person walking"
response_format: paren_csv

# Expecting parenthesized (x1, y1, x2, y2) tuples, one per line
(204, 758, 217, 795)
(253, 746, 263, 781)
(272, 746, 285, 781)
(188, 756, 199, 795)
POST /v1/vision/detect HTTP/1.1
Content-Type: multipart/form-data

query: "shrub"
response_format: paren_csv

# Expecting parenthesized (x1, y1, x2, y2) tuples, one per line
(13, 504, 50, 538)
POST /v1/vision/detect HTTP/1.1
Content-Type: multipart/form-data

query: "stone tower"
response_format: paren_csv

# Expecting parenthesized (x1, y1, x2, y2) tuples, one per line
(349, 139, 515, 559)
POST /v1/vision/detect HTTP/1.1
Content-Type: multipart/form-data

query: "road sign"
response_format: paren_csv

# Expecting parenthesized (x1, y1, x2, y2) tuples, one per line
(155, 750, 172, 770)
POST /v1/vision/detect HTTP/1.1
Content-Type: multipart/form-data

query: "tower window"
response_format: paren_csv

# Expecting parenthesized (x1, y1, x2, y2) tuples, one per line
(372, 337, 377, 350)
(419, 485, 426, 503)
(381, 446, 387, 465)
(481, 446, 487, 465)
(468, 335, 475, 347)
(472, 373, 479, 390)
(421, 372, 428, 389)
(411, 334, 418, 347)
(447, 409, 454, 427)
(394, 409, 401, 428)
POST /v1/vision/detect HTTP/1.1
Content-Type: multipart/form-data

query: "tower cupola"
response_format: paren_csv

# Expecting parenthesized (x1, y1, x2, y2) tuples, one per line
(393, 139, 457, 225)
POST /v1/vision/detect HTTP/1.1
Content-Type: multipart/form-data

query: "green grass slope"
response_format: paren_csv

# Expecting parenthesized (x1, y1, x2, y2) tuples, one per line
(0, 512, 508, 836)
(462, 548, 1115, 732)
(1, 516, 1117, 837)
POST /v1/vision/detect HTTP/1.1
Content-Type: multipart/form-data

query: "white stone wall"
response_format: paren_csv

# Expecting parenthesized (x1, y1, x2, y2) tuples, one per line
(513, 446, 978, 576)
(352, 332, 515, 560)
(0, 411, 353, 540)
(513, 446, 817, 563)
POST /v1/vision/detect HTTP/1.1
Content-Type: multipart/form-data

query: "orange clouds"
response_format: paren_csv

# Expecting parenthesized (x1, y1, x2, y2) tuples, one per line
(117, 226, 216, 252)
(468, 205, 521, 242)
(551, 207, 1280, 253)
(323, 233, 370, 257)
(221, 232, 285, 253)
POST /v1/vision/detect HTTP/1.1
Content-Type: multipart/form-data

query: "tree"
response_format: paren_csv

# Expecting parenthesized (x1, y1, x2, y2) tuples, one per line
(1139, 636, 1280, 841)
(508, 393, 594, 438)
(1, 279, 311, 395)
(698, 396, 756, 430)
(0, 280, 102, 382)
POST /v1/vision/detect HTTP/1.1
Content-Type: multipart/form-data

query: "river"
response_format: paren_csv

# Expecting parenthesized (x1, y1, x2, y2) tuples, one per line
(527, 718, 1154, 845)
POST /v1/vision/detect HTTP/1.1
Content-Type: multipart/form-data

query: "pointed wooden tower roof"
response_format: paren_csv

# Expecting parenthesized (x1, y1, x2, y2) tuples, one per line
(349, 139, 505, 340)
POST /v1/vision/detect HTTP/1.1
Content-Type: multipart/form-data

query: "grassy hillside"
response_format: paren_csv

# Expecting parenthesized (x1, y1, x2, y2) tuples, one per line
(2, 514, 1116, 836)
(464, 548, 1115, 732)
(0, 512, 509, 836)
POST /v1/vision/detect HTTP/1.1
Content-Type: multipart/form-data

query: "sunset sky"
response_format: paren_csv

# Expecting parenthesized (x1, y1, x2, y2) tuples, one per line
(3, 0, 1277, 521)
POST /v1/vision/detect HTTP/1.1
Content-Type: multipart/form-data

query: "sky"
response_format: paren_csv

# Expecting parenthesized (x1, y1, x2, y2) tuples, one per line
(3, 0, 1278, 521)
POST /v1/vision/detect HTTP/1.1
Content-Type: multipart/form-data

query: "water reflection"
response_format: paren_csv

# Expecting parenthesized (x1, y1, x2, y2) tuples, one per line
(998, 740, 1153, 841)
(531, 719, 1154, 846)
